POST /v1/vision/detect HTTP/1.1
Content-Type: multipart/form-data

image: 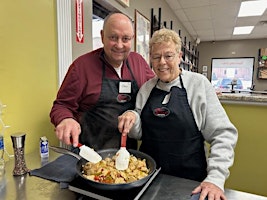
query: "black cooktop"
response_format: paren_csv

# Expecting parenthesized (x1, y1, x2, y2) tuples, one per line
(68, 168, 161, 200)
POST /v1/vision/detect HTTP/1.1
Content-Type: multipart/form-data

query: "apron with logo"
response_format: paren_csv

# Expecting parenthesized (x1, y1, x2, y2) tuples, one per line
(80, 60, 139, 150)
(140, 75, 207, 181)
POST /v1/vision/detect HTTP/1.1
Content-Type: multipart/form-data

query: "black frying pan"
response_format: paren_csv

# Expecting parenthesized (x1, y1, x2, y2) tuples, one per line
(76, 148, 157, 190)
(49, 146, 157, 190)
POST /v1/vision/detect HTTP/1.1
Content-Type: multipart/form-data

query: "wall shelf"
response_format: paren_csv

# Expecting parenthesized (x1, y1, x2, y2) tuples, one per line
(179, 32, 199, 72)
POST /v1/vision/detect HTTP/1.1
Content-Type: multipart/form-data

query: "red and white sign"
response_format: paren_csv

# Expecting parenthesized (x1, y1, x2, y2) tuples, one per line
(76, 0, 84, 43)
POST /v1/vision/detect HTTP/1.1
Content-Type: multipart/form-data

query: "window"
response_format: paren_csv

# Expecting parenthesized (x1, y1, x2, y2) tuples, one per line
(211, 57, 255, 92)
(92, 1, 111, 50)
(92, 17, 104, 50)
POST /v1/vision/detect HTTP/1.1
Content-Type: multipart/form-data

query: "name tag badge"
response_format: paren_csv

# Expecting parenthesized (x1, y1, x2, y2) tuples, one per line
(119, 81, 131, 94)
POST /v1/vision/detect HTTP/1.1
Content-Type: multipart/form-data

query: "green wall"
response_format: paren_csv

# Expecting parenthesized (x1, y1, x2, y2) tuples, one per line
(0, 0, 59, 155)
(223, 103, 267, 196)
(1, 0, 266, 197)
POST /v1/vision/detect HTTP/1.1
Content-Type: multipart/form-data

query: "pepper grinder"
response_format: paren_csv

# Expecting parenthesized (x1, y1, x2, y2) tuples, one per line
(11, 133, 30, 175)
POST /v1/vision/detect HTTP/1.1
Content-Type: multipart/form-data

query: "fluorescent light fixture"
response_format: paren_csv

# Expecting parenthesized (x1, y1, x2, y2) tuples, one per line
(233, 26, 254, 35)
(238, 0, 267, 17)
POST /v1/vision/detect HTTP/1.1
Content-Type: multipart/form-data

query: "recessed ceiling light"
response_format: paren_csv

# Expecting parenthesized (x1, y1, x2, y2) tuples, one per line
(233, 26, 254, 35)
(238, 0, 267, 17)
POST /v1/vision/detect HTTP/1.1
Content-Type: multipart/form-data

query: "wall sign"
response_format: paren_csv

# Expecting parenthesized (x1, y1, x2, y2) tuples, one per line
(76, 0, 84, 43)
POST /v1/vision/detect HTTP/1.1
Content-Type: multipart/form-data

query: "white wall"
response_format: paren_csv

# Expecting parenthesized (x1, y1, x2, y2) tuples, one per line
(70, 0, 194, 59)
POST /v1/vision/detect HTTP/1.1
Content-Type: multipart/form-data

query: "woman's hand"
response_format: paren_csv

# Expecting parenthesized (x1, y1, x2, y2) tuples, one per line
(192, 181, 227, 200)
(55, 118, 81, 147)
(118, 111, 136, 135)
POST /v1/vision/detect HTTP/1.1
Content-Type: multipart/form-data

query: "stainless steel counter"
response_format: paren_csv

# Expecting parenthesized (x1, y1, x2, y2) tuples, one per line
(1, 151, 267, 200)
(0, 151, 75, 200)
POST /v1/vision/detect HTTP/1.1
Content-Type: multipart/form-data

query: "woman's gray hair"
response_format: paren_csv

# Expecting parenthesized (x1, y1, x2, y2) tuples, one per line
(149, 28, 182, 53)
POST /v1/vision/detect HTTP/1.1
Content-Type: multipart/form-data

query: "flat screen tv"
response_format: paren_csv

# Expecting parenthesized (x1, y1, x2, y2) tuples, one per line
(211, 57, 255, 92)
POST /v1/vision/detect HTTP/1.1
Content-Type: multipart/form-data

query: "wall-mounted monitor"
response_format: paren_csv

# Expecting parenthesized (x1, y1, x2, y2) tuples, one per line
(211, 57, 255, 93)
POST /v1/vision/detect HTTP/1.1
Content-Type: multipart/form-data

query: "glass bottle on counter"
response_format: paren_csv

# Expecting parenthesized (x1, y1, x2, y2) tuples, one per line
(11, 133, 30, 176)
(0, 135, 5, 177)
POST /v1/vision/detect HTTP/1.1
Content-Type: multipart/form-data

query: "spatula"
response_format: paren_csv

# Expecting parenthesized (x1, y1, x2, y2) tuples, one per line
(78, 143, 102, 164)
(71, 138, 102, 163)
(115, 134, 130, 170)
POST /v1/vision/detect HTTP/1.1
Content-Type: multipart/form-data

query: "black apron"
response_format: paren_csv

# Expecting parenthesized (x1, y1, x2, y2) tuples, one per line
(80, 60, 139, 150)
(140, 75, 207, 182)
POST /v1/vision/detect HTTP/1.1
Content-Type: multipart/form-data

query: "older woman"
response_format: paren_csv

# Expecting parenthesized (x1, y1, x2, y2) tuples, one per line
(118, 28, 237, 200)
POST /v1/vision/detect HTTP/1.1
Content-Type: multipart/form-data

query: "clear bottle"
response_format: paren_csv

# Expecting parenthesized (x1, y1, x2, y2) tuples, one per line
(0, 135, 5, 177)
(0, 135, 3, 159)
(11, 133, 29, 175)
(40, 136, 49, 158)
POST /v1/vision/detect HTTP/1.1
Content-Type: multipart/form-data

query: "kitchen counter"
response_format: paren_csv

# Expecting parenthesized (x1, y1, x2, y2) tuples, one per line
(1, 151, 267, 200)
(218, 91, 267, 106)
(0, 151, 76, 200)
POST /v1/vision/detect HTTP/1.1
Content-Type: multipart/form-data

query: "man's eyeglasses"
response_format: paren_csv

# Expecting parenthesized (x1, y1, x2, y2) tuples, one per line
(151, 53, 176, 63)
(108, 35, 133, 43)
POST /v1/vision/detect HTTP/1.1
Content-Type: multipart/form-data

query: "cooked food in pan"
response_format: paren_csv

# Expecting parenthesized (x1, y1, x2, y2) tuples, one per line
(82, 155, 150, 184)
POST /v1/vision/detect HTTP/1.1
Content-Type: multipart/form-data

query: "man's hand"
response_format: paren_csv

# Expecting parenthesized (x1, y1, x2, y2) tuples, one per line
(55, 118, 81, 147)
(118, 111, 136, 135)
(192, 181, 227, 200)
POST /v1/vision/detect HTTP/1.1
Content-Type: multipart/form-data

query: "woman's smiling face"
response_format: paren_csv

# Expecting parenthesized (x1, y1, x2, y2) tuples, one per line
(150, 41, 182, 83)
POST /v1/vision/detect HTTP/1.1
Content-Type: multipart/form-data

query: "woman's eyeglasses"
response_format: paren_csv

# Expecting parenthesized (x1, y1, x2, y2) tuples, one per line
(151, 53, 176, 63)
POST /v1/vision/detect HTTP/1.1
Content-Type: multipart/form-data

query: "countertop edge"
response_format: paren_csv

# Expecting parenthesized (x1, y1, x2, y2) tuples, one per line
(217, 92, 267, 106)
(219, 99, 267, 106)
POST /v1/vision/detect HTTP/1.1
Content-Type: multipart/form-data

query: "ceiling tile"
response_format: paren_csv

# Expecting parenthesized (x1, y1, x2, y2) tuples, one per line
(165, 0, 266, 41)
(191, 20, 213, 30)
(177, 0, 210, 8)
(183, 7, 212, 21)
(174, 9, 189, 22)
(165, 0, 182, 9)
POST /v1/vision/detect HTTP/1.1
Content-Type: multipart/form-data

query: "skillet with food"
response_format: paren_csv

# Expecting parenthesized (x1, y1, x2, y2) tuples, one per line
(76, 148, 157, 190)
(49, 146, 157, 190)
